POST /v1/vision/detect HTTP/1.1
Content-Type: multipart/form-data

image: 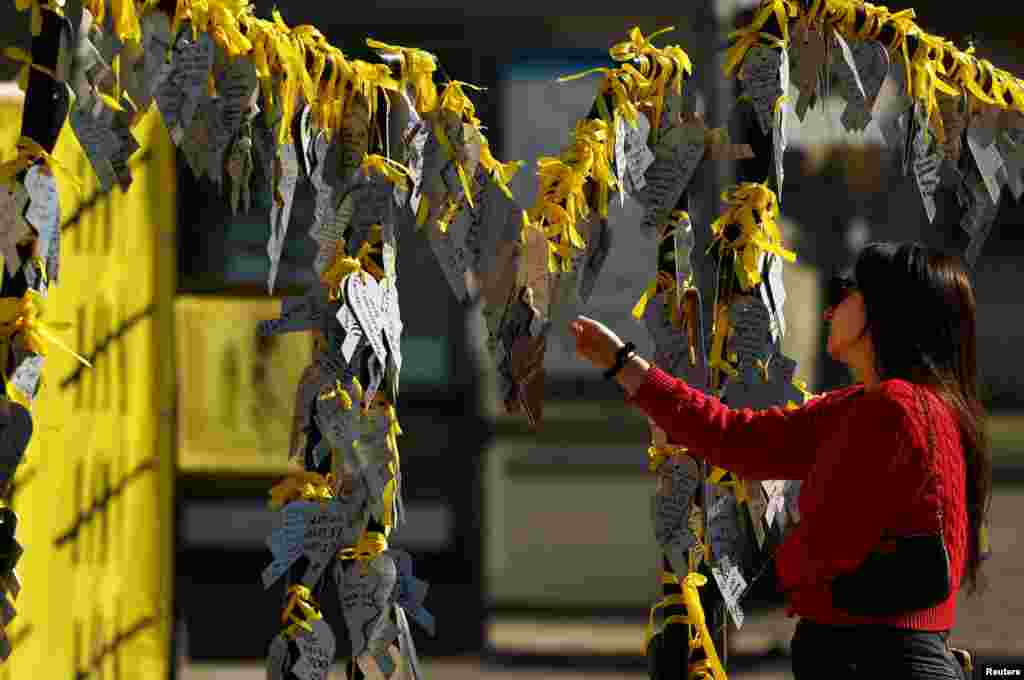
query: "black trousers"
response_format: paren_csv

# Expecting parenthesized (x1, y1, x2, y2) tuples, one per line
(791, 619, 966, 679)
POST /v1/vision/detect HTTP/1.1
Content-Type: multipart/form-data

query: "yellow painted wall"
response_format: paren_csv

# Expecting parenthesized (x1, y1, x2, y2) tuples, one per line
(0, 92, 176, 678)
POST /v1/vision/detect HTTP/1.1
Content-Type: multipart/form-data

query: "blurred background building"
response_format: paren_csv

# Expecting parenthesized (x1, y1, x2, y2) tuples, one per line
(2, 3, 1023, 679)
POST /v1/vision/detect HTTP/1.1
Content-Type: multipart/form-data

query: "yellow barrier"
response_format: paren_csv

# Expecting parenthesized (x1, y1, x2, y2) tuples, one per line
(0, 92, 176, 678)
(175, 296, 312, 474)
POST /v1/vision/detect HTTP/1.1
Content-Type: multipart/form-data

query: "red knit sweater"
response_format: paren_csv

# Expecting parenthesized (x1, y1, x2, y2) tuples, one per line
(627, 366, 967, 630)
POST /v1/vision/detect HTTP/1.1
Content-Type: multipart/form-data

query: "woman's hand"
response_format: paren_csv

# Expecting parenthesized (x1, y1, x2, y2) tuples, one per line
(569, 315, 624, 371)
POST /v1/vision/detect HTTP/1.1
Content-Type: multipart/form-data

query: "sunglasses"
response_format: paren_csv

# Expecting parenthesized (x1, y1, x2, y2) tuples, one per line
(826, 275, 858, 309)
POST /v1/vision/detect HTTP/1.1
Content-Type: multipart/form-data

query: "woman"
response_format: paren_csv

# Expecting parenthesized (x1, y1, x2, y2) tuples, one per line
(570, 242, 990, 679)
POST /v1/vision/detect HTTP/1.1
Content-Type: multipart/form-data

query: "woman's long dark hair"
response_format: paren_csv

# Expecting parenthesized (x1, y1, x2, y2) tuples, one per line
(855, 241, 991, 595)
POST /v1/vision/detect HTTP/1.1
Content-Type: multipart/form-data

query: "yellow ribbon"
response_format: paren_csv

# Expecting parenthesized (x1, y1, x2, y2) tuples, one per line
(318, 378, 354, 411)
(204, 0, 254, 58)
(709, 183, 796, 292)
(608, 26, 693, 139)
(320, 245, 362, 298)
(337, 531, 389, 569)
(0, 290, 91, 368)
(526, 118, 616, 272)
(109, 0, 141, 46)
(478, 141, 524, 200)
(631, 271, 677, 320)
(708, 303, 737, 388)
(361, 153, 411, 189)
(281, 584, 322, 638)
(908, 33, 959, 144)
(724, 0, 798, 78)
(268, 471, 335, 510)
(366, 38, 439, 113)
(647, 444, 688, 473)
(433, 120, 474, 210)
(791, 377, 816, 403)
(707, 466, 749, 505)
(352, 226, 385, 281)
(642, 574, 727, 680)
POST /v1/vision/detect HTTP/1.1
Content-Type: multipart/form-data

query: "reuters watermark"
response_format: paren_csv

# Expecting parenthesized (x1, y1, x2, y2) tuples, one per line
(984, 664, 1024, 677)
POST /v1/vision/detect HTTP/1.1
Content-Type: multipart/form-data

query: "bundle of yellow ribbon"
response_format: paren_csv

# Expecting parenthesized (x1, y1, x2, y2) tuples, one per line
(726, 0, 1024, 148)
(528, 26, 694, 274)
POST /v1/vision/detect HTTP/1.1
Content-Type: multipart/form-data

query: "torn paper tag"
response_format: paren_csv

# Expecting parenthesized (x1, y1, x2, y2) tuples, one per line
(335, 303, 364, 366)
(211, 54, 257, 169)
(790, 19, 827, 120)
(774, 49, 790, 200)
(266, 631, 290, 680)
(644, 291, 696, 379)
(268, 140, 300, 294)
(967, 120, 1006, 206)
(616, 112, 654, 196)
(996, 128, 1024, 201)
(726, 295, 773, 388)
(314, 382, 362, 455)
(289, 363, 324, 461)
(300, 502, 362, 589)
(345, 272, 389, 367)
(711, 554, 748, 629)
(337, 552, 399, 658)
(9, 355, 44, 406)
(706, 486, 746, 569)
(137, 12, 174, 107)
(653, 454, 701, 577)
(761, 479, 787, 530)
(394, 607, 425, 680)
(959, 167, 999, 268)
(878, 64, 914, 174)
(912, 122, 943, 223)
(259, 287, 330, 337)
(296, 105, 318, 181)
(380, 276, 403, 389)
(69, 107, 118, 190)
(744, 479, 768, 548)
(468, 172, 519, 287)
(347, 173, 397, 256)
(312, 194, 353, 273)
(517, 225, 551, 320)
(831, 29, 868, 132)
(23, 166, 59, 249)
(637, 122, 705, 235)
(261, 501, 307, 588)
(938, 92, 968, 163)
(179, 107, 211, 180)
(740, 45, 786, 141)
(427, 218, 472, 303)
(290, 618, 336, 680)
(0, 184, 30, 278)
(109, 112, 140, 188)
(403, 116, 428, 215)
(226, 124, 254, 215)
(759, 253, 787, 342)
(175, 30, 215, 141)
(673, 211, 695, 293)
(843, 39, 888, 132)
(784, 479, 802, 526)
(510, 333, 546, 428)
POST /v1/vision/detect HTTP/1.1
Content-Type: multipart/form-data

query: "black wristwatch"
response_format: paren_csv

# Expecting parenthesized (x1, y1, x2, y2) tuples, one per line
(604, 342, 637, 380)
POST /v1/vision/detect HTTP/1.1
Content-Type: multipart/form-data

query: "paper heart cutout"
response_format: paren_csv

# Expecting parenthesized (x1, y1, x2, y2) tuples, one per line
(345, 273, 389, 367)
